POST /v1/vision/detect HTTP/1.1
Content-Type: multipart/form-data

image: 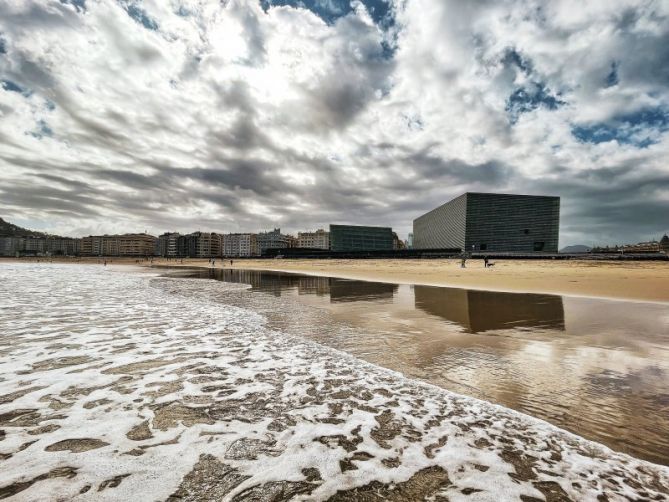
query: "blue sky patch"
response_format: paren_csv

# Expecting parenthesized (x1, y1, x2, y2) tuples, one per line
(123, 3, 159, 31)
(605, 61, 619, 87)
(1, 80, 25, 94)
(506, 82, 565, 123)
(59, 0, 87, 12)
(572, 108, 669, 148)
(259, 0, 393, 28)
(29, 120, 54, 140)
(502, 48, 532, 75)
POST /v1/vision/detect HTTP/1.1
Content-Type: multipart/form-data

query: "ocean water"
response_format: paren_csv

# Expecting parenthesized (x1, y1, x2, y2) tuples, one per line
(0, 263, 667, 501)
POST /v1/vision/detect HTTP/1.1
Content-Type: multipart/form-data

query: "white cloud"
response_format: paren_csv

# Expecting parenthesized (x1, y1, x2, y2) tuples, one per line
(0, 0, 668, 245)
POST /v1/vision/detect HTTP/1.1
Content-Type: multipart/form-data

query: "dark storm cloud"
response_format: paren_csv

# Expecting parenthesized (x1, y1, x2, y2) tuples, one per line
(0, 184, 102, 217)
(0, 1, 80, 29)
(519, 161, 669, 244)
(401, 151, 511, 187)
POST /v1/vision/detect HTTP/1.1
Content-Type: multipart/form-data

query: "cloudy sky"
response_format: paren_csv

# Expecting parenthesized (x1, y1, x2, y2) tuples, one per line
(1, 0, 668, 246)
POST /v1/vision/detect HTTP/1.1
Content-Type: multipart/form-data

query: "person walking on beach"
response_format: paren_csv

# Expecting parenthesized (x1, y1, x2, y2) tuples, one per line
(484, 256, 489, 268)
(230, 259, 233, 267)
(461, 255, 466, 268)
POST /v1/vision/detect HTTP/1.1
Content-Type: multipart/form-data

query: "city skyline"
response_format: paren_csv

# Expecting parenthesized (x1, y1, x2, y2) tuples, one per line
(1, 1, 668, 246)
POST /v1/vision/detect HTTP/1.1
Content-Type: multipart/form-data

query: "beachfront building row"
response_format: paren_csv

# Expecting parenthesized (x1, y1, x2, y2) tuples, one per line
(0, 236, 81, 257)
(592, 235, 669, 254)
(158, 231, 261, 258)
(0, 225, 399, 257)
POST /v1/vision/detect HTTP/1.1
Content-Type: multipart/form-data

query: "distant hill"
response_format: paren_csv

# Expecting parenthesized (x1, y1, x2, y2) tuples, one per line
(0, 217, 49, 237)
(559, 245, 592, 254)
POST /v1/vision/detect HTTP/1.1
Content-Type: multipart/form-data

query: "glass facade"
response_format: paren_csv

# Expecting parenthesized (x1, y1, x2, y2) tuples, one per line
(413, 193, 560, 253)
(329, 224, 394, 252)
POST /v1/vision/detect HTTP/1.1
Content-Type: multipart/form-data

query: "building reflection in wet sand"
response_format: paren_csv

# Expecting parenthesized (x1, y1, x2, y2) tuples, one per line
(191, 268, 397, 303)
(413, 286, 565, 333)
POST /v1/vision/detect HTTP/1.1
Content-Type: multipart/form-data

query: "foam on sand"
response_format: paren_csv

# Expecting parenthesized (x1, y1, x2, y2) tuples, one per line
(0, 263, 667, 501)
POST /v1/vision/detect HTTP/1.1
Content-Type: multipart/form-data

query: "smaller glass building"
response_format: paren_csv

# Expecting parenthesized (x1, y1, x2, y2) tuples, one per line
(329, 224, 394, 252)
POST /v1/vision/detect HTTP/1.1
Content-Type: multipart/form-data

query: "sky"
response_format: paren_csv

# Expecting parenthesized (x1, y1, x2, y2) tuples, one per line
(1, 0, 668, 246)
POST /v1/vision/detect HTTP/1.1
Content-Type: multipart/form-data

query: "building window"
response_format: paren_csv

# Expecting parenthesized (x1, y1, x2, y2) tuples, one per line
(523, 229, 530, 234)
(533, 241, 545, 251)
(480, 244, 487, 251)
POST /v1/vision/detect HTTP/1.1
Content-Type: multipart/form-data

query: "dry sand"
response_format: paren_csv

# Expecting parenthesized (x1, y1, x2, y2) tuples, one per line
(3, 256, 669, 303)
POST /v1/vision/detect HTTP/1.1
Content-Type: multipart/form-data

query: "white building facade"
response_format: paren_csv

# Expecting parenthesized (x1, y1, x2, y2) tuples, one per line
(297, 229, 330, 250)
(223, 233, 258, 257)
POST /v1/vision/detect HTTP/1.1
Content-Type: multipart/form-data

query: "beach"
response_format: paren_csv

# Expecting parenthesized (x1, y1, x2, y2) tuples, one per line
(5, 256, 669, 303)
(0, 262, 667, 501)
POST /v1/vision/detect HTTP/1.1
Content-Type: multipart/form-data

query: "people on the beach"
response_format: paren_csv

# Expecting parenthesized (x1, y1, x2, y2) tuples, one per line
(461, 256, 466, 268)
(484, 256, 489, 268)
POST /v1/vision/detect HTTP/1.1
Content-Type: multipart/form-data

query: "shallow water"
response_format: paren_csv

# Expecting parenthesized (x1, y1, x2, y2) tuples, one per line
(188, 268, 669, 466)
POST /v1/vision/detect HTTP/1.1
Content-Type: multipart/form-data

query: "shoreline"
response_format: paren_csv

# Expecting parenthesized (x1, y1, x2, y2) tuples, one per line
(4, 256, 669, 303)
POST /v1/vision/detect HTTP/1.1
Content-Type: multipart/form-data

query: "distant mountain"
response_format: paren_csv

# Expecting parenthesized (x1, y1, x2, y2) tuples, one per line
(559, 245, 592, 254)
(0, 217, 49, 237)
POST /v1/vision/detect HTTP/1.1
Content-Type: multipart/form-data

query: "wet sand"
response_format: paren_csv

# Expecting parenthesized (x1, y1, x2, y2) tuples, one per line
(151, 257, 669, 303)
(5, 256, 669, 303)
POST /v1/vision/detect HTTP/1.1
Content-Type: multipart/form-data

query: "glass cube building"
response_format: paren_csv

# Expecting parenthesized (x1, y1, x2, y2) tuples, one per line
(413, 193, 560, 252)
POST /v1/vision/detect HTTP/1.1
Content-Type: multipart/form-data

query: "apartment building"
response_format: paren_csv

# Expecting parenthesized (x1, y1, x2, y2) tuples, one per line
(158, 232, 180, 257)
(223, 233, 258, 257)
(177, 232, 222, 258)
(44, 237, 80, 256)
(0, 237, 24, 256)
(118, 234, 158, 256)
(257, 228, 289, 255)
(80, 234, 157, 256)
(297, 229, 330, 250)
